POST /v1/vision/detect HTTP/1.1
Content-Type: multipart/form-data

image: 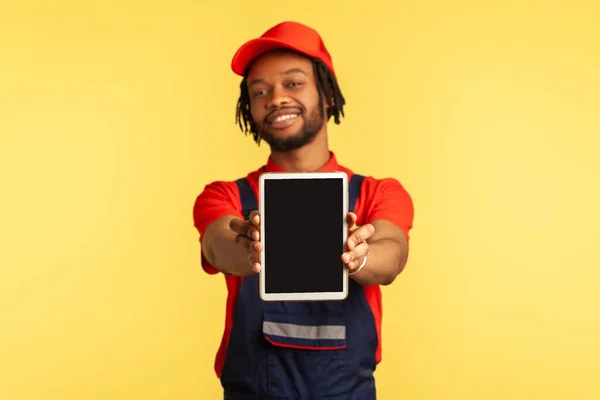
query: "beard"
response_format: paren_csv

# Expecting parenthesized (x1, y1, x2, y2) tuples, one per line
(256, 104, 325, 153)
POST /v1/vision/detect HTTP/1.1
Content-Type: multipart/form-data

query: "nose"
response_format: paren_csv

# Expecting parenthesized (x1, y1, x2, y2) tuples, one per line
(266, 84, 290, 109)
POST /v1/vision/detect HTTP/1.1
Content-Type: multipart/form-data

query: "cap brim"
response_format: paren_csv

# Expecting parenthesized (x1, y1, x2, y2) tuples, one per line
(231, 37, 317, 76)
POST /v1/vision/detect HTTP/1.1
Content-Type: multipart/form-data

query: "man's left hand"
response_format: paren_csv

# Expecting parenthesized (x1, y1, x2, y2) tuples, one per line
(341, 212, 375, 274)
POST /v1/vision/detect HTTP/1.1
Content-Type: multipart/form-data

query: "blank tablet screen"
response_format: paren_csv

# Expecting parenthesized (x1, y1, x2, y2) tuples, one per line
(263, 177, 344, 294)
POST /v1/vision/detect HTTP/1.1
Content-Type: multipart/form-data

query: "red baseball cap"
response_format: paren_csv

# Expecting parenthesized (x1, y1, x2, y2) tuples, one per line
(231, 21, 336, 79)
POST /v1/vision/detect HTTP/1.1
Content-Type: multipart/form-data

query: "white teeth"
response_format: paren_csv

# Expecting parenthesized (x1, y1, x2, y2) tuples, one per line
(273, 114, 298, 123)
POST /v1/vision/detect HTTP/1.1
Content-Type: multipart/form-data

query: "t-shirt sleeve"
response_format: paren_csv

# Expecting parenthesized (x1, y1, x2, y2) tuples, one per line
(192, 180, 242, 274)
(361, 177, 414, 241)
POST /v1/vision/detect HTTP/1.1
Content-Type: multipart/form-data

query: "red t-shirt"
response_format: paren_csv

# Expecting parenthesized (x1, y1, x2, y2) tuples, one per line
(193, 152, 414, 378)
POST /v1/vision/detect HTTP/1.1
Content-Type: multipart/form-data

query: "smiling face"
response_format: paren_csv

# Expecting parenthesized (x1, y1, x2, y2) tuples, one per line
(245, 50, 326, 152)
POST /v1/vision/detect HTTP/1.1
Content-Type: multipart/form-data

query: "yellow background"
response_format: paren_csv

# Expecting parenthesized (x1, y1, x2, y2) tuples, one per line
(1, 0, 599, 399)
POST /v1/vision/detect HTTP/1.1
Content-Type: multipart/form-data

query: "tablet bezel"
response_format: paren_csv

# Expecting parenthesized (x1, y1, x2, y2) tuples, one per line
(258, 171, 349, 302)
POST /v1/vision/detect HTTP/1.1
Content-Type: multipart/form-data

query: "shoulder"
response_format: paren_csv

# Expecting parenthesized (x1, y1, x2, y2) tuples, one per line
(194, 166, 265, 205)
(192, 179, 240, 235)
(342, 166, 412, 204)
(346, 170, 414, 240)
(193, 180, 241, 210)
(192, 166, 265, 233)
(362, 175, 412, 198)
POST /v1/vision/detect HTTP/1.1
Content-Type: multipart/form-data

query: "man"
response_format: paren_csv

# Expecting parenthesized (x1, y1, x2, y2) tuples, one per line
(193, 21, 414, 400)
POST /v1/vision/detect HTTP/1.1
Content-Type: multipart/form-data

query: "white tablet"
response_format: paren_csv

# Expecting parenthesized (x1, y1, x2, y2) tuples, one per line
(259, 171, 349, 302)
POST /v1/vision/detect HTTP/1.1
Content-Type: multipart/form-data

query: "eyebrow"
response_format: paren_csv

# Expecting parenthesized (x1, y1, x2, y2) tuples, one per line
(247, 68, 308, 88)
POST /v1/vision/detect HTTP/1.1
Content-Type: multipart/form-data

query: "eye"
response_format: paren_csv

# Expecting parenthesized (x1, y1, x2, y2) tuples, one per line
(287, 81, 303, 88)
(252, 89, 268, 98)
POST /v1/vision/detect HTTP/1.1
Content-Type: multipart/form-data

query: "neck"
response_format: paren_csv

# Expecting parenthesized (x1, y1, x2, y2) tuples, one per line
(268, 131, 331, 172)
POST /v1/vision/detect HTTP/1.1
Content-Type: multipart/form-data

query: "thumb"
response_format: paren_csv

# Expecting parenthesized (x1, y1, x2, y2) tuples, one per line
(347, 212, 358, 230)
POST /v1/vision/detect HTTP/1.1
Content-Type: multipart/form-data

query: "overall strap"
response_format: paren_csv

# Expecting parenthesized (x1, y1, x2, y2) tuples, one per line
(235, 178, 258, 221)
(349, 174, 365, 213)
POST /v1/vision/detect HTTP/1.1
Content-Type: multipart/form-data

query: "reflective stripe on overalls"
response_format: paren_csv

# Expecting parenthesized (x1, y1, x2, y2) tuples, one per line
(221, 174, 378, 400)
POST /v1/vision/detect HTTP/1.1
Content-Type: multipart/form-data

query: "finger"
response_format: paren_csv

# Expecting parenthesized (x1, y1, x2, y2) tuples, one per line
(347, 223, 375, 249)
(347, 212, 357, 226)
(229, 218, 247, 235)
(234, 234, 252, 249)
(251, 241, 263, 253)
(249, 226, 260, 241)
(235, 235, 262, 273)
(247, 212, 261, 240)
(347, 212, 358, 233)
(251, 262, 261, 274)
(246, 211, 261, 239)
(235, 234, 264, 251)
(230, 218, 259, 241)
(248, 242, 262, 273)
(341, 241, 369, 265)
(347, 213, 360, 240)
(346, 253, 367, 272)
(249, 211, 261, 226)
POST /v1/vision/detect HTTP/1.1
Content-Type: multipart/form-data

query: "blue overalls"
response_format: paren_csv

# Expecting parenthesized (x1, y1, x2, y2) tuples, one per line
(221, 174, 378, 400)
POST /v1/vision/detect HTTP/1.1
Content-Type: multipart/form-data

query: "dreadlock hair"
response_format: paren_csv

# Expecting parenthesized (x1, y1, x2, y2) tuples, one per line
(235, 52, 346, 145)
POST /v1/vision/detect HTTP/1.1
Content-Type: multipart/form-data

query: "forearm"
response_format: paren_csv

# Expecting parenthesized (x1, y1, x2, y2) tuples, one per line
(202, 216, 254, 276)
(350, 237, 408, 286)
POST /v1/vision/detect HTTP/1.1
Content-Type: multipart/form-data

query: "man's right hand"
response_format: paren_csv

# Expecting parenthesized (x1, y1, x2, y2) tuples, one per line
(228, 211, 263, 274)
